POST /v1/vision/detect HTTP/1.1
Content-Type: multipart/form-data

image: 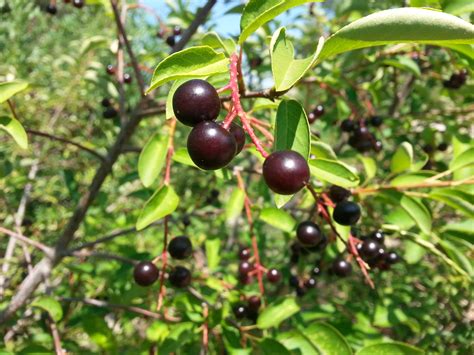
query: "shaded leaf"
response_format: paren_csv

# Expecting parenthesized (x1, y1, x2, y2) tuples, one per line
(400, 194, 432, 234)
(312, 141, 337, 160)
(390, 142, 413, 174)
(138, 132, 168, 187)
(257, 298, 300, 329)
(449, 147, 474, 171)
(0, 80, 28, 103)
(257, 339, 291, 355)
(301, 322, 352, 355)
(32, 296, 63, 322)
(357, 342, 424, 355)
(0, 116, 28, 150)
(309, 158, 360, 187)
(259, 207, 296, 232)
(136, 185, 179, 230)
(202, 32, 236, 56)
(225, 188, 245, 221)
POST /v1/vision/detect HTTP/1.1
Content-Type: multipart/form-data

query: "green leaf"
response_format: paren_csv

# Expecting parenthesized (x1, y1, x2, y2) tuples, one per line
(357, 342, 424, 355)
(146, 322, 169, 343)
(439, 239, 474, 276)
(0, 80, 29, 103)
(274, 193, 294, 208)
(312, 141, 338, 160)
(318, 8, 474, 62)
(429, 188, 474, 218)
(239, 0, 318, 44)
(147, 46, 229, 93)
(225, 188, 245, 221)
(383, 56, 421, 76)
(32, 296, 63, 322)
(358, 155, 377, 180)
(449, 147, 474, 171)
(270, 27, 324, 91)
(253, 98, 280, 111)
(390, 171, 434, 186)
(309, 158, 360, 188)
(205, 238, 221, 271)
(274, 100, 311, 159)
(258, 339, 291, 355)
(444, 0, 474, 15)
(300, 322, 352, 355)
(390, 142, 413, 174)
(172, 147, 198, 167)
(202, 32, 236, 56)
(385, 208, 416, 231)
(136, 185, 179, 230)
(400, 194, 432, 234)
(259, 207, 296, 233)
(0, 116, 28, 150)
(257, 298, 300, 329)
(138, 132, 168, 187)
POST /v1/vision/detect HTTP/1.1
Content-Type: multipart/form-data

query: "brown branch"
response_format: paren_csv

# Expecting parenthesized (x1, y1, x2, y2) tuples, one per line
(0, 227, 53, 257)
(26, 129, 105, 162)
(46, 316, 64, 355)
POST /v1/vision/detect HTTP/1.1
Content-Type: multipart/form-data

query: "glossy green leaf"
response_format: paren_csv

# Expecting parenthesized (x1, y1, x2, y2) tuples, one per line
(32, 296, 63, 322)
(0, 116, 28, 150)
(259, 207, 296, 233)
(136, 185, 179, 230)
(309, 158, 360, 187)
(357, 342, 424, 355)
(205, 238, 221, 271)
(318, 8, 474, 62)
(225, 188, 245, 221)
(390, 142, 413, 174)
(449, 147, 474, 171)
(138, 132, 168, 187)
(358, 155, 377, 180)
(0, 80, 28, 103)
(312, 141, 337, 160)
(258, 339, 291, 355)
(147, 46, 229, 93)
(172, 147, 198, 168)
(239, 0, 319, 44)
(444, 0, 474, 15)
(301, 322, 352, 355)
(429, 188, 474, 218)
(400, 194, 432, 234)
(270, 27, 324, 91)
(278, 330, 319, 354)
(383, 56, 421, 76)
(274, 100, 311, 159)
(385, 208, 416, 230)
(202, 32, 236, 56)
(257, 298, 300, 329)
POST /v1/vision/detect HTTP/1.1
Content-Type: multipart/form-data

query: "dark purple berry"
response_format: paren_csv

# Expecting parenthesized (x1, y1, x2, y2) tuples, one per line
(359, 239, 381, 261)
(333, 201, 361, 226)
(247, 296, 261, 313)
(296, 221, 324, 247)
(341, 119, 355, 132)
(289, 275, 299, 288)
(332, 258, 352, 277)
(182, 215, 191, 227)
(386, 251, 400, 265)
(187, 121, 236, 170)
(423, 144, 434, 154)
(369, 230, 385, 244)
(103, 107, 118, 119)
(267, 268, 281, 283)
(304, 278, 317, 289)
(239, 261, 254, 276)
(369, 116, 383, 127)
(311, 266, 321, 276)
(228, 123, 246, 155)
(73, 0, 84, 8)
(373, 140, 383, 153)
(349, 126, 375, 153)
(46, 4, 57, 14)
(101, 98, 111, 107)
(173, 79, 221, 127)
(238, 247, 251, 261)
(328, 186, 351, 203)
(106, 64, 116, 75)
(166, 35, 176, 47)
(262, 150, 310, 195)
(133, 261, 159, 286)
(168, 236, 192, 259)
(169, 266, 191, 288)
(438, 142, 448, 152)
(238, 273, 253, 285)
(173, 26, 182, 36)
(232, 304, 247, 319)
(296, 285, 307, 297)
(123, 73, 132, 84)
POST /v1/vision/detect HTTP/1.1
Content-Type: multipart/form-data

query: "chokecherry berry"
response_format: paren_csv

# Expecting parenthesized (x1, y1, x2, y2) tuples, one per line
(266, 268, 281, 283)
(73, 0, 84, 8)
(438, 142, 448, 152)
(103, 107, 118, 119)
(369, 115, 383, 127)
(369, 230, 385, 244)
(304, 278, 317, 289)
(296, 221, 324, 247)
(106, 64, 116, 75)
(333, 201, 361, 226)
(239, 261, 254, 276)
(289, 275, 299, 288)
(311, 266, 321, 276)
(332, 258, 352, 277)
(168, 236, 192, 259)
(262, 150, 310, 195)
(166, 35, 176, 47)
(173, 26, 182, 36)
(296, 285, 307, 297)
(173, 79, 221, 127)
(340, 119, 355, 132)
(182, 215, 191, 227)
(101, 98, 111, 107)
(169, 266, 191, 288)
(310, 105, 325, 123)
(359, 239, 381, 261)
(238, 247, 251, 261)
(228, 123, 246, 155)
(247, 296, 261, 313)
(232, 304, 248, 319)
(46, 4, 57, 14)
(187, 121, 236, 170)
(373, 140, 383, 153)
(238, 273, 253, 285)
(133, 261, 159, 286)
(123, 73, 132, 84)
(328, 185, 350, 203)
(349, 126, 375, 153)
(386, 251, 400, 264)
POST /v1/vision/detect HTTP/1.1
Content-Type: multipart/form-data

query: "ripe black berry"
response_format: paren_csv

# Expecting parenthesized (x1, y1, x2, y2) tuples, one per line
(296, 285, 307, 297)
(349, 126, 375, 153)
(173, 79, 221, 127)
(239, 261, 254, 275)
(333, 201, 361, 226)
(438, 142, 448, 151)
(168, 236, 192, 260)
(169, 266, 191, 288)
(101, 98, 111, 107)
(232, 304, 247, 319)
(340, 119, 355, 132)
(262, 150, 310, 195)
(328, 185, 350, 203)
(267, 268, 281, 283)
(289, 275, 299, 288)
(123, 73, 132, 84)
(304, 278, 317, 288)
(229, 123, 246, 155)
(106, 64, 116, 75)
(187, 121, 236, 170)
(133, 261, 159, 286)
(296, 221, 324, 247)
(238, 247, 251, 261)
(332, 258, 352, 277)
(166, 35, 176, 47)
(311, 105, 325, 121)
(103, 107, 118, 119)
(311, 266, 321, 276)
(369, 116, 383, 127)
(239, 273, 253, 285)
(373, 140, 383, 153)
(173, 26, 182, 36)
(359, 239, 381, 261)
(423, 144, 434, 154)
(247, 296, 261, 313)
(73, 0, 84, 8)
(369, 230, 385, 244)
(386, 251, 400, 265)
(46, 4, 57, 14)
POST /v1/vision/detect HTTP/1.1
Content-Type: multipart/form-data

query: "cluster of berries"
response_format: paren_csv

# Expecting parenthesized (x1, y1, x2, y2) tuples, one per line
(157, 26, 183, 47)
(340, 116, 383, 153)
(46, 0, 84, 15)
(443, 69, 468, 89)
(105, 64, 133, 84)
(237, 247, 281, 285)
